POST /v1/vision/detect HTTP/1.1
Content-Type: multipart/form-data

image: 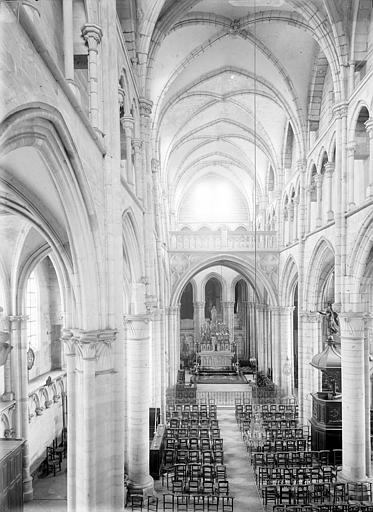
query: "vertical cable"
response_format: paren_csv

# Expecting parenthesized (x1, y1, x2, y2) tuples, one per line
(253, 0, 258, 366)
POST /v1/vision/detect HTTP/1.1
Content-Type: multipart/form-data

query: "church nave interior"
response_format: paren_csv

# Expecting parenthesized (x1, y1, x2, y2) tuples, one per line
(2, 0, 373, 511)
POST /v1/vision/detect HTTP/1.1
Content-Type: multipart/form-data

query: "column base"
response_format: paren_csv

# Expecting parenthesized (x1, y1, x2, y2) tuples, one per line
(23, 477, 33, 502)
(127, 476, 154, 498)
(338, 468, 368, 483)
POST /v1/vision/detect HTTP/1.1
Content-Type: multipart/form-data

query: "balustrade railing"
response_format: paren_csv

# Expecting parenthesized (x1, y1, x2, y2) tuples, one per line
(169, 230, 278, 251)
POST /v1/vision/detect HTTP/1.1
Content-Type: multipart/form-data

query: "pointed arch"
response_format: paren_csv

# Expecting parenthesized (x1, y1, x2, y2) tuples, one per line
(304, 237, 335, 309)
(279, 255, 298, 305)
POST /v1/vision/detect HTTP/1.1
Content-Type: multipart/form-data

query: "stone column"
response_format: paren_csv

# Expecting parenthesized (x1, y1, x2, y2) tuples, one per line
(193, 301, 205, 348)
(62, 0, 76, 92)
(298, 312, 320, 424)
(270, 307, 281, 387)
(248, 302, 257, 362)
(339, 311, 368, 480)
(333, 102, 348, 305)
(305, 187, 312, 233)
(288, 203, 294, 243)
(364, 326, 371, 477)
(282, 208, 288, 245)
(324, 162, 335, 221)
(279, 307, 294, 398)
(73, 331, 98, 510)
(120, 115, 135, 186)
(61, 329, 76, 510)
(346, 143, 356, 209)
(132, 138, 143, 200)
(1, 335, 14, 401)
(365, 119, 373, 198)
(151, 309, 162, 412)
(315, 174, 323, 227)
(256, 304, 264, 370)
(222, 301, 235, 338)
(167, 306, 180, 386)
(125, 315, 154, 496)
(9, 315, 33, 501)
(81, 24, 103, 130)
(293, 199, 299, 241)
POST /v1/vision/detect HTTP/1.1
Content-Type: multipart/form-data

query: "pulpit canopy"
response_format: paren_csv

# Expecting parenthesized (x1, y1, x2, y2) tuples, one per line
(310, 339, 341, 370)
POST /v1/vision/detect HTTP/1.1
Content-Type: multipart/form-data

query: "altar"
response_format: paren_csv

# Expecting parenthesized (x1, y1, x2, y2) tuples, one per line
(199, 350, 233, 370)
(196, 320, 235, 371)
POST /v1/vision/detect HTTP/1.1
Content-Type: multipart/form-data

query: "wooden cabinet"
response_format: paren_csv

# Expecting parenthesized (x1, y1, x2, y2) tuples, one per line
(0, 439, 24, 512)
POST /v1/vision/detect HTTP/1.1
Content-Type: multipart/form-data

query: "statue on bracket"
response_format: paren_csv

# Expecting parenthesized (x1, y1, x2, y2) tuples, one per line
(0, 306, 12, 366)
(318, 302, 339, 339)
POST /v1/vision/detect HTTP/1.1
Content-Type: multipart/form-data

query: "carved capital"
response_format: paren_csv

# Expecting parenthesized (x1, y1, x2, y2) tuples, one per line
(82, 23, 103, 50)
(61, 328, 75, 355)
(73, 329, 116, 365)
(314, 174, 323, 186)
(324, 162, 335, 175)
(139, 97, 153, 117)
(166, 306, 180, 316)
(151, 158, 160, 174)
(222, 301, 235, 308)
(296, 159, 307, 173)
(332, 102, 348, 119)
(118, 87, 125, 106)
(131, 138, 143, 152)
(121, 115, 134, 135)
(365, 119, 373, 137)
(299, 310, 320, 323)
(8, 315, 28, 324)
(346, 141, 357, 155)
(340, 312, 368, 338)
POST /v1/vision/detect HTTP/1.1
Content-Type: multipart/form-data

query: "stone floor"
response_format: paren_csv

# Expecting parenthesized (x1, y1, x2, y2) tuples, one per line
(24, 406, 264, 511)
(24, 459, 67, 511)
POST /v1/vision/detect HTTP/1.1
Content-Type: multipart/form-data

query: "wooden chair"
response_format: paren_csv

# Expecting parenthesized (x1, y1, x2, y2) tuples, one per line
(147, 496, 158, 512)
(216, 480, 229, 496)
(191, 495, 205, 512)
(45, 446, 61, 476)
(207, 495, 219, 512)
(262, 485, 278, 506)
(221, 496, 234, 512)
(129, 494, 143, 511)
(176, 494, 189, 511)
(162, 494, 174, 510)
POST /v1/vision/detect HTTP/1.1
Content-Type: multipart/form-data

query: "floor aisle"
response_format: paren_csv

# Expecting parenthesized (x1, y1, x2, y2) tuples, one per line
(217, 407, 265, 512)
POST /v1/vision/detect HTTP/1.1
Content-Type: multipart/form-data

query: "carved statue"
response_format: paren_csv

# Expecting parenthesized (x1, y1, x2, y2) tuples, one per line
(0, 306, 11, 366)
(210, 305, 217, 324)
(318, 302, 339, 337)
(0, 306, 9, 340)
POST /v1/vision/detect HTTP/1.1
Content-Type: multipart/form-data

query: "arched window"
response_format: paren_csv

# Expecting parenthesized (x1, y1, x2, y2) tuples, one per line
(26, 271, 39, 351)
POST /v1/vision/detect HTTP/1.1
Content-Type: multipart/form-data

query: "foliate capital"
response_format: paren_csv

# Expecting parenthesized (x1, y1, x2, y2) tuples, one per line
(61, 329, 75, 355)
(73, 329, 117, 361)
